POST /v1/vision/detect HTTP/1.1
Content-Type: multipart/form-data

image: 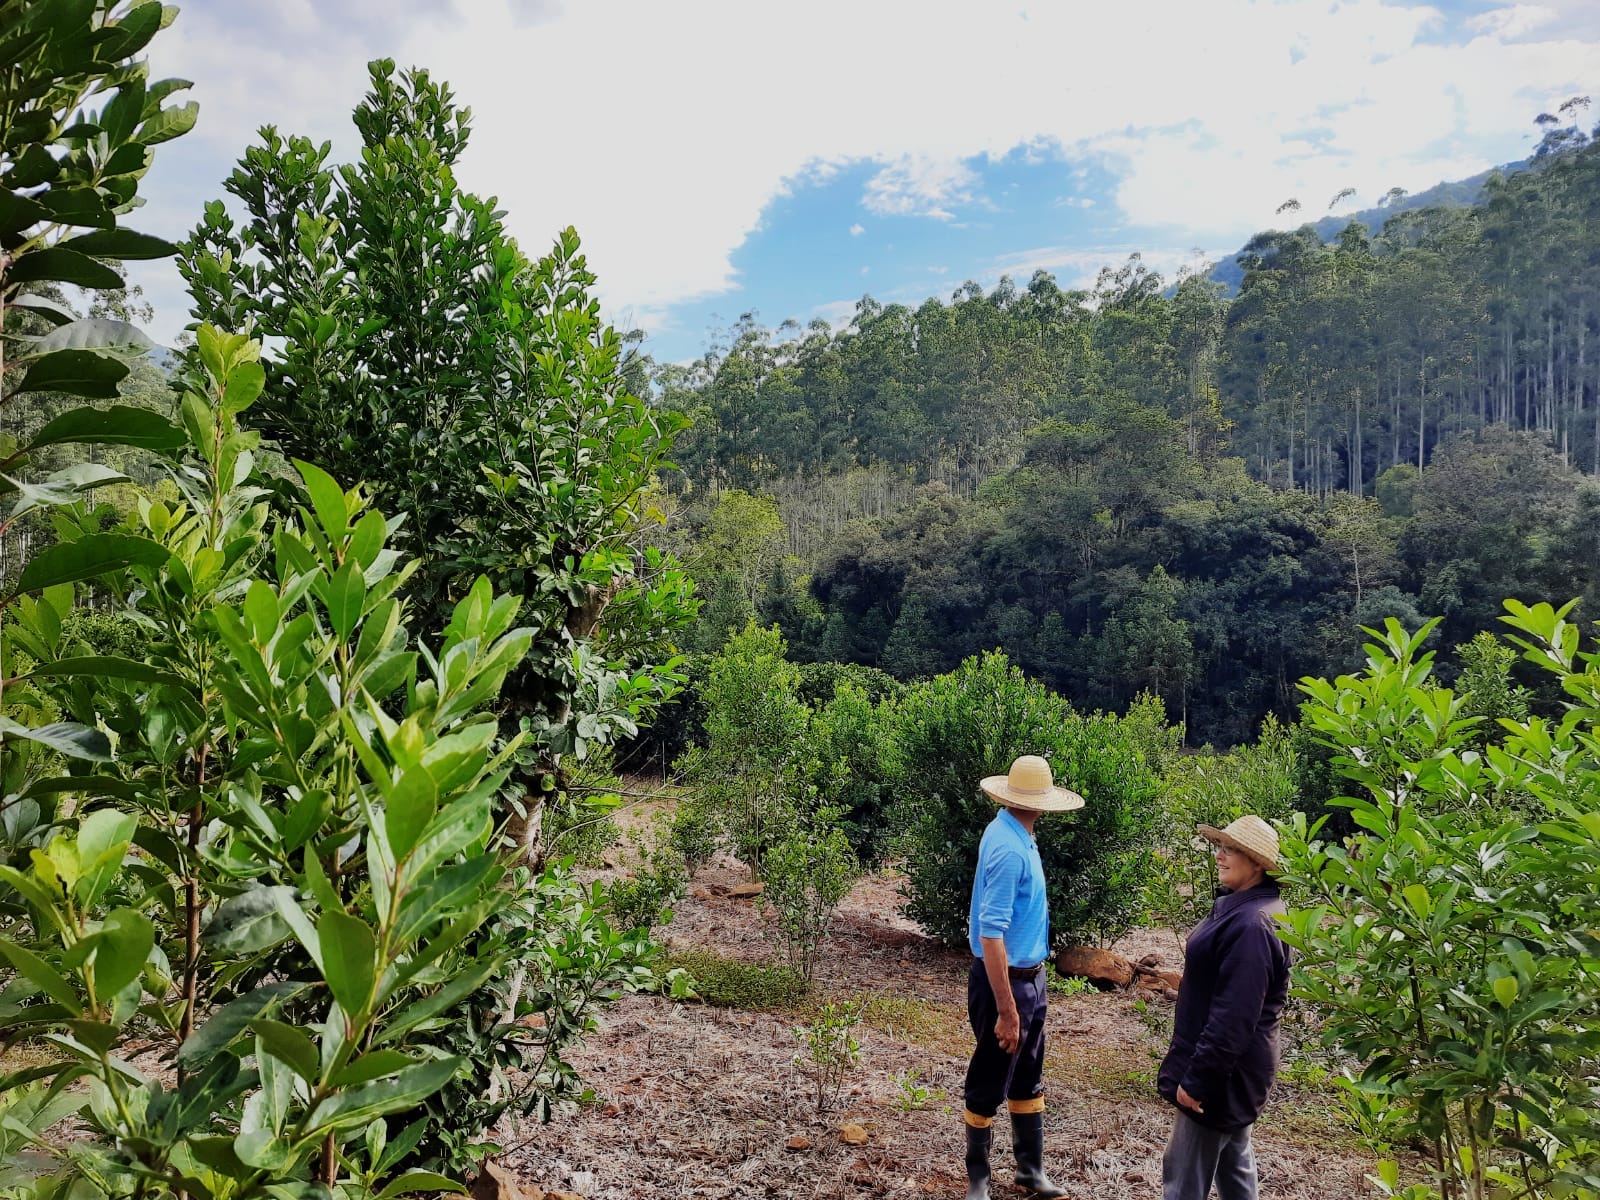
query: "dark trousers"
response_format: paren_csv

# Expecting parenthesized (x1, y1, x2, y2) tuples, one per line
(963, 959, 1048, 1120)
(1162, 1110, 1258, 1200)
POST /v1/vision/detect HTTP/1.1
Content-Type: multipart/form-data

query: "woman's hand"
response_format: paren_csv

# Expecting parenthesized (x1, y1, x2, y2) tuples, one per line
(1176, 1086, 1204, 1114)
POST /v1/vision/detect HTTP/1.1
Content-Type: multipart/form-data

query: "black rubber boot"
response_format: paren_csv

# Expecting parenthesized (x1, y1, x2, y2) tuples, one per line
(965, 1120, 992, 1200)
(1011, 1110, 1066, 1197)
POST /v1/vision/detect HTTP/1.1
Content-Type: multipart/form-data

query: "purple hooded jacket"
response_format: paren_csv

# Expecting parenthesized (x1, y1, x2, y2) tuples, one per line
(1157, 880, 1291, 1132)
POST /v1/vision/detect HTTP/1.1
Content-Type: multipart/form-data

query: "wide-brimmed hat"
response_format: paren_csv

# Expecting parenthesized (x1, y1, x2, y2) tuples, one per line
(1197, 815, 1279, 873)
(980, 755, 1085, 813)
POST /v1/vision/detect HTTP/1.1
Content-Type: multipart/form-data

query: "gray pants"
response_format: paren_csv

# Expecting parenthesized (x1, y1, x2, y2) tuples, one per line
(1162, 1110, 1257, 1200)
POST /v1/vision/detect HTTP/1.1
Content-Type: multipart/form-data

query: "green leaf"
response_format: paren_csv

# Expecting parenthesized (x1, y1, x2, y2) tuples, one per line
(13, 348, 130, 399)
(384, 766, 438, 861)
(0, 941, 82, 1014)
(26, 775, 142, 803)
(329, 1049, 415, 1087)
(1492, 974, 1520, 1008)
(91, 909, 153, 998)
(271, 889, 323, 971)
(0, 716, 111, 762)
(6, 463, 130, 519)
(36, 187, 114, 229)
(138, 99, 198, 144)
(375, 1173, 468, 1200)
(233, 1130, 291, 1171)
(23, 656, 184, 685)
(317, 560, 366, 642)
(305, 1057, 462, 1133)
(248, 1019, 321, 1084)
(0, 189, 48, 237)
(204, 886, 296, 954)
(318, 912, 377, 1018)
(7, 291, 77, 324)
(1401, 884, 1433, 921)
(405, 792, 493, 883)
(375, 958, 498, 1046)
(75, 808, 137, 906)
(179, 983, 306, 1067)
(61, 228, 176, 261)
(10, 533, 168, 596)
(293, 459, 348, 540)
(76, 807, 135, 861)
(27, 403, 184, 451)
(31, 318, 155, 355)
(221, 360, 265, 415)
(5, 247, 125, 291)
(0, 864, 72, 931)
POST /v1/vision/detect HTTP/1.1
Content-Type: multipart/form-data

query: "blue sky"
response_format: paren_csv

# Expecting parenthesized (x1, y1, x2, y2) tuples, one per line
(125, 0, 1600, 363)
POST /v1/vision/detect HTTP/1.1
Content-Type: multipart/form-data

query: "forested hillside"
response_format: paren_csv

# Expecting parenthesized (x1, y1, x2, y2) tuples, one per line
(653, 108, 1600, 745)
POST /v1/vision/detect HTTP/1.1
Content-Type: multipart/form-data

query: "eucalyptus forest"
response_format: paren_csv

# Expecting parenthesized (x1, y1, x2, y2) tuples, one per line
(1, 5, 1598, 1200)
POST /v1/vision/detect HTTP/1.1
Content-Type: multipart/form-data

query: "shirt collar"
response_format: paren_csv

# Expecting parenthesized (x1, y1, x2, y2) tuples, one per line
(998, 807, 1035, 846)
(1213, 879, 1280, 916)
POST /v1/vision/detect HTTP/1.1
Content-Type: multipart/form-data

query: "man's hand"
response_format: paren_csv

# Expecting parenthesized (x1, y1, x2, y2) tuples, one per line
(1176, 1085, 1204, 1114)
(994, 1006, 1021, 1054)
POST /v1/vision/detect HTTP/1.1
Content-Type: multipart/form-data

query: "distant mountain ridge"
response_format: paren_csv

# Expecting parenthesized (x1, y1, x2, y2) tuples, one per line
(1208, 159, 1528, 292)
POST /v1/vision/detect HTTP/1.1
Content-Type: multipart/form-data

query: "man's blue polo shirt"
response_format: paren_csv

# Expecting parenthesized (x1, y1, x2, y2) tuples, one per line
(968, 807, 1049, 967)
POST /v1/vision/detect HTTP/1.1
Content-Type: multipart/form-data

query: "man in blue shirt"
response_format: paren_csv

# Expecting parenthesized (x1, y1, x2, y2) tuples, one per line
(963, 754, 1083, 1200)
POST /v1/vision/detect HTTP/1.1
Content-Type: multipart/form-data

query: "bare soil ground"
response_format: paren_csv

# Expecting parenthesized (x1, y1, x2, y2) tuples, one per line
(495, 859, 1381, 1200)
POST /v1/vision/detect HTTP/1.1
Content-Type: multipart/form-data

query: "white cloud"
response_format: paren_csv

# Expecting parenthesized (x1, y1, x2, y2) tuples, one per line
(862, 155, 980, 219)
(125, 0, 1600, 341)
(849, 223, 865, 236)
(1468, 5, 1557, 39)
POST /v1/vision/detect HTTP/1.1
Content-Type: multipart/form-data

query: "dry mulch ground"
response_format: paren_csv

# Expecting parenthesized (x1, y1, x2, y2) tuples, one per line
(493, 860, 1381, 1199)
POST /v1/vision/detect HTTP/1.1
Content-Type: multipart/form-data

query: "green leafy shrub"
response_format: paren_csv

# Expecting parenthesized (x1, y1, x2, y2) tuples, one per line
(1453, 629, 1531, 745)
(796, 661, 903, 708)
(810, 681, 902, 864)
(893, 651, 1164, 948)
(410, 867, 659, 1165)
(2, 329, 533, 1197)
(792, 1000, 864, 1112)
(603, 819, 689, 936)
(759, 810, 861, 983)
(676, 624, 814, 876)
(664, 790, 719, 871)
(890, 1067, 942, 1111)
(58, 607, 144, 659)
(1280, 609, 1600, 1200)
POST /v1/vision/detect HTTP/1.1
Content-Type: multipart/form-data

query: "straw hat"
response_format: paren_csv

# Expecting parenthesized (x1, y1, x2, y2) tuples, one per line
(1197, 815, 1279, 873)
(979, 755, 1085, 813)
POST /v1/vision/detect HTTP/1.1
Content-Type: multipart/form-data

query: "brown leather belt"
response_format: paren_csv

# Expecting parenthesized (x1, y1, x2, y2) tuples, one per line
(1007, 962, 1045, 980)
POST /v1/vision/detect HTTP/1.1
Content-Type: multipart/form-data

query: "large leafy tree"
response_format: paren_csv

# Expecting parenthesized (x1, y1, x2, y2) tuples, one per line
(180, 62, 695, 857)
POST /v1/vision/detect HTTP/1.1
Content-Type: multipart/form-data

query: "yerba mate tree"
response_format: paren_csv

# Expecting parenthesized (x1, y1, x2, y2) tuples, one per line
(2, 328, 540, 1197)
(1280, 610, 1600, 1200)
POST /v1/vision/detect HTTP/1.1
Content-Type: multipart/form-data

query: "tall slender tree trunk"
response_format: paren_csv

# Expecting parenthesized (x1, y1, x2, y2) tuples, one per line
(1418, 363, 1427, 471)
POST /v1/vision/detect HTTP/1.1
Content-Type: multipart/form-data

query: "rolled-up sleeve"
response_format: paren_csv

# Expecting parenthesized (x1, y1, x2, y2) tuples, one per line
(976, 849, 1024, 940)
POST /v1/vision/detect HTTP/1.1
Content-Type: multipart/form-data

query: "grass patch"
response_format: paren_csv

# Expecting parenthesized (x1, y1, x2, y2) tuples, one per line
(666, 949, 809, 1010)
(855, 992, 949, 1043)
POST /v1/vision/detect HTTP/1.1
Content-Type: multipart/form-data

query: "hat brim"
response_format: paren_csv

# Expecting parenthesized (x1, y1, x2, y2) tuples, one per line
(980, 776, 1085, 812)
(1197, 824, 1278, 873)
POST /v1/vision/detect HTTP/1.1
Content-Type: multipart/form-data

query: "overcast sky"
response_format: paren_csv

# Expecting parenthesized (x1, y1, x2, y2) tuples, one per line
(127, 0, 1600, 361)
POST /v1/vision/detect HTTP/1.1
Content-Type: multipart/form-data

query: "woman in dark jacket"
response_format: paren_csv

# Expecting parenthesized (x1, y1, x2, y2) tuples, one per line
(1157, 815, 1291, 1200)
